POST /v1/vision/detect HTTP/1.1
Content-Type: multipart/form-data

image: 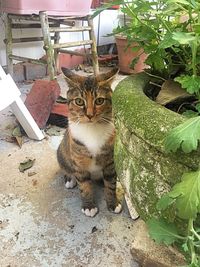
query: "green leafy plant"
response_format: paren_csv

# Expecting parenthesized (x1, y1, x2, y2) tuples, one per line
(148, 97, 200, 266)
(93, 0, 200, 96)
(147, 171, 200, 266)
(148, 102, 200, 266)
(94, 0, 200, 114)
(165, 116, 200, 153)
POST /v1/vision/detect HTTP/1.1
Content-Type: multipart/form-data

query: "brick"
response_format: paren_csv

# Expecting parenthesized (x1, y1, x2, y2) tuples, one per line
(25, 80, 61, 128)
(13, 63, 25, 82)
(57, 49, 85, 73)
(51, 103, 68, 117)
(98, 54, 118, 63)
(24, 62, 47, 81)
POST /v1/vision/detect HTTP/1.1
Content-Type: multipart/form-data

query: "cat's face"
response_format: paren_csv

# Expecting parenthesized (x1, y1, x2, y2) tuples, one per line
(62, 68, 118, 124)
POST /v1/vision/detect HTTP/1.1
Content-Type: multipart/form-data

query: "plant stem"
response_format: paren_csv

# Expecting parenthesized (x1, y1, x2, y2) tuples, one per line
(157, 15, 188, 66)
(176, 3, 188, 12)
(188, 218, 198, 265)
(191, 40, 198, 77)
(191, 227, 200, 241)
(191, 36, 200, 99)
(160, 19, 171, 33)
(149, 81, 162, 88)
(144, 71, 166, 81)
(124, 2, 161, 38)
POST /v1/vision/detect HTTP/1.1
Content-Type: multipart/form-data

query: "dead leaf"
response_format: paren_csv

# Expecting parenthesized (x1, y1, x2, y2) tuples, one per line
(28, 171, 37, 177)
(12, 126, 23, 148)
(156, 80, 190, 105)
(12, 125, 22, 137)
(19, 158, 35, 173)
(45, 125, 62, 136)
(32, 179, 38, 186)
(91, 226, 98, 233)
(15, 136, 23, 148)
(14, 231, 20, 240)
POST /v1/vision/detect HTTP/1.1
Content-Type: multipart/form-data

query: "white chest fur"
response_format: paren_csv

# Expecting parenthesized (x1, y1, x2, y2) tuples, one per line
(69, 122, 114, 156)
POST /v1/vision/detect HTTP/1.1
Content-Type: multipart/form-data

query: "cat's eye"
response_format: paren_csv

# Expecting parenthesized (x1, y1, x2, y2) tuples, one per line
(95, 97, 105, 105)
(75, 98, 85, 106)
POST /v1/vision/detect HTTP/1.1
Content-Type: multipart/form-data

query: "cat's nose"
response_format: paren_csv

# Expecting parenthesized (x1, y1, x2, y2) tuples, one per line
(86, 114, 93, 120)
(86, 107, 94, 120)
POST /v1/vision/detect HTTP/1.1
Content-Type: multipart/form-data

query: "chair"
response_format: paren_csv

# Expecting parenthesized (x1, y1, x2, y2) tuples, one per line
(0, 65, 44, 140)
(4, 12, 99, 80)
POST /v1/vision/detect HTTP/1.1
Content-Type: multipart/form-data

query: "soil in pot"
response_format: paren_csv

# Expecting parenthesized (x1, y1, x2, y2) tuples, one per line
(144, 78, 197, 114)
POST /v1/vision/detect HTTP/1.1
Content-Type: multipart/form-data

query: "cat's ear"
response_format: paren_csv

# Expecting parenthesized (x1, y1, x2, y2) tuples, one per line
(61, 67, 85, 86)
(96, 67, 119, 86)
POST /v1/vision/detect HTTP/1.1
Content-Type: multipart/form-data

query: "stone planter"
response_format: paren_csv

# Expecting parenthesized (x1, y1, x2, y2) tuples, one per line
(113, 74, 200, 221)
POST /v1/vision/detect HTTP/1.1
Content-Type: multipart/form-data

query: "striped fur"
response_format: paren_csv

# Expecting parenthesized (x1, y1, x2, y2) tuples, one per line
(57, 68, 122, 217)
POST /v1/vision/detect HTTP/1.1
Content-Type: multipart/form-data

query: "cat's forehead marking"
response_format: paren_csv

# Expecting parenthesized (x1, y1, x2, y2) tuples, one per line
(83, 77, 98, 92)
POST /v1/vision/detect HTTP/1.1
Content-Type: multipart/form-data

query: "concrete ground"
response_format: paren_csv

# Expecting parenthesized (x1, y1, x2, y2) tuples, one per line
(0, 72, 140, 267)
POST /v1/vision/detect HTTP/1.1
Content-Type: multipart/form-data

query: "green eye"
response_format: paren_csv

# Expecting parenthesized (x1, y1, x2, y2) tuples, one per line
(75, 98, 84, 106)
(95, 98, 105, 105)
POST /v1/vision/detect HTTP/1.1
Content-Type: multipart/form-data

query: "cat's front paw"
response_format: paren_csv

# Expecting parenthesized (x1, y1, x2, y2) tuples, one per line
(108, 203, 122, 214)
(81, 207, 98, 217)
(64, 176, 77, 189)
(114, 203, 122, 213)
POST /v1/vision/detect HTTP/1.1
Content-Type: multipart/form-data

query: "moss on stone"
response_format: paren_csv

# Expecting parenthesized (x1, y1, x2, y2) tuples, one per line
(113, 74, 200, 168)
(113, 74, 200, 221)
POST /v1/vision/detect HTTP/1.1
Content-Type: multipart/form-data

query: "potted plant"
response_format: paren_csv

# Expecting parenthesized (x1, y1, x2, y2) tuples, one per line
(93, 1, 148, 73)
(95, 0, 200, 79)
(95, 1, 200, 265)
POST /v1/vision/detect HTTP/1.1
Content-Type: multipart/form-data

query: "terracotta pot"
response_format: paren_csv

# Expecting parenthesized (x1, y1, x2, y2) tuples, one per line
(115, 35, 148, 74)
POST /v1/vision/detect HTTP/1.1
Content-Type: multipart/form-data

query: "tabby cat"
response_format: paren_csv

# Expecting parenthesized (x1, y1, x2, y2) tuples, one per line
(57, 67, 122, 217)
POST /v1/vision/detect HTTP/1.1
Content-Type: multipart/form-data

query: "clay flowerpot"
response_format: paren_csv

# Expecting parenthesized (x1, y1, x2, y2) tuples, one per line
(115, 35, 148, 74)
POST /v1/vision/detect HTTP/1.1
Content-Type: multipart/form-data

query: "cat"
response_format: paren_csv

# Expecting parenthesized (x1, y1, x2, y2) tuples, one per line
(57, 67, 122, 217)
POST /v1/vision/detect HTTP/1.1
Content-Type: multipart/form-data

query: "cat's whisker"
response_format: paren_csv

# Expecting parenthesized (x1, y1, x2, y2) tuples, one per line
(75, 119, 80, 125)
(100, 117, 113, 125)
(99, 119, 110, 124)
(100, 116, 108, 121)
(68, 118, 80, 126)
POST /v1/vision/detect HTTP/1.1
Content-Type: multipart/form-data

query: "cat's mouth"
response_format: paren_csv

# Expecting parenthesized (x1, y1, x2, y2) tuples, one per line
(85, 116, 96, 123)
(86, 118, 95, 123)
